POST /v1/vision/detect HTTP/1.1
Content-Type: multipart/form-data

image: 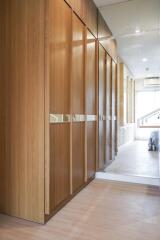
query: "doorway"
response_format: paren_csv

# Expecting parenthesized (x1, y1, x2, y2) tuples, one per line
(96, 0, 160, 185)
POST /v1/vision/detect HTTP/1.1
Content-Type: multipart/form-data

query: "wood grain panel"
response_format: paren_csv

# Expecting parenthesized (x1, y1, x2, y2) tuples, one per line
(115, 63, 118, 154)
(65, 0, 98, 37)
(98, 11, 117, 62)
(72, 123, 85, 193)
(47, 0, 72, 214)
(0, 0, 45, 223)
(98, 45, 106, 170)
(72, 14, 85, 193)
(50, 124, 70, 212)
(0, 2, 5, 211)
(87, 122, 96, 179)
(72, 13, 85, 114)
(111, 60, 116, 160)
(85, 30, 96, 115)
(85, 29, 96, 180)
(49, 0, 72, 114)
(85, 0, 98, 38)
(106, 54, 112, 163)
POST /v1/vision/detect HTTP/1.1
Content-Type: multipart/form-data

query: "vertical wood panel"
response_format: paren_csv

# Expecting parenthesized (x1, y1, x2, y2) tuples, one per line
(87, 122, 96, 179)
(49, 0, 71, 114)
(48, 0, 72, 213)
(50, 124, 70, 211)
(72, 123, 85, 192)
(72, 14, 85, 114)
(106, 54, 112, 163)
(65, 0, 98, 37)
(98, 11, 117, 62)
(0, 1, 5, 211)
(72, 13, 85, 193)
(98, 45, 106, 170)
(86, 0, 98, 38)
(86, 30, 96, 115)
(111, 60, 116, 160)
(1, 0, 45, 223)
(85, 29, 96, 179)
(115, 64, 118, 154)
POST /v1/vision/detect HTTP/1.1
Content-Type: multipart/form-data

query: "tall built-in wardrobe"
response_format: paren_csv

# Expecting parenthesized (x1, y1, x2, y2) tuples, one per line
(0, 0, 118, 223)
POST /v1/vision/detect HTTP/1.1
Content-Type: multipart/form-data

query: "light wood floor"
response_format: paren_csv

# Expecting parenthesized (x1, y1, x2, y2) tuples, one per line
(106, 141, 160, 178)
(1, 180, 160, 240)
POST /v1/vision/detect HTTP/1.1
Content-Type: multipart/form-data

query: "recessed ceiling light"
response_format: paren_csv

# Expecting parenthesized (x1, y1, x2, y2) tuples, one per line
(142, 58, 148, 62)
(135, 29, 140, 34)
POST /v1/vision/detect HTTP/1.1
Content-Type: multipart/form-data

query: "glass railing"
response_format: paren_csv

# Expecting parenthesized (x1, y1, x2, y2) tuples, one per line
(137, 108, 160, 128)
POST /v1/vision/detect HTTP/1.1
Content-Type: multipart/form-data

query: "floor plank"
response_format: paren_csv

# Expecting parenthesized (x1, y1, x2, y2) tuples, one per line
(0, 180, 160, 240)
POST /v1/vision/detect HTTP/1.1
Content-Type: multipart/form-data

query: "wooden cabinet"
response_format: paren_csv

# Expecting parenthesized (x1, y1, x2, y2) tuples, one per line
(0, 0, 46, 223)
(98, 44, 106, 170)
(65, 0, 98, 38)
(48, 0, 72, 213)
(98, 11, 117, 62)
(0, 0, 117, 224)
(106, 54, 112, 164)
(85, 30, 97, 179)
(72, 13, 85, 193)
(111, 60, 117, 160)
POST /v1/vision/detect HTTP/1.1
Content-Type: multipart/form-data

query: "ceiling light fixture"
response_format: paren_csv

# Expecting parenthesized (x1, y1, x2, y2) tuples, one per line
(142, 58, 148, 62)
(135, 29, 140, 34)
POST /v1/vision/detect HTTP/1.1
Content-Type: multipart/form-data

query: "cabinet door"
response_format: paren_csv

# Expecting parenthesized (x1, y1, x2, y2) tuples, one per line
(111, 60, 117, 160)
(49, 0, 72, 213)
(115, 63, 118, 155)
(72, 13, 85, 193)
(98, 44, 106, 170)
(85, 29, 96, 180)
(106, 54, 112, 164)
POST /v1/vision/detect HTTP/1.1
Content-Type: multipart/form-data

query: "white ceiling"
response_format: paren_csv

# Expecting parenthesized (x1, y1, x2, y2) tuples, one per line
(93, 0, 130, 7)
(94, 0, 160, 79)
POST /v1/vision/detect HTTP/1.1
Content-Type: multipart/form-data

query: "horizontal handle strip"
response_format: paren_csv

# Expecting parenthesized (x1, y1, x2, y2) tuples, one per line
(50, 114, 71, 123)
(86, 115, 97, 122)
(50, 114, 97, 123)
(72, 114, 85, 122)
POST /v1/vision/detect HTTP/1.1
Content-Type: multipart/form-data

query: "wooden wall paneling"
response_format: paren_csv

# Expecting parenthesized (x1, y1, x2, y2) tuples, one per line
(87, 122, 96, 179)
(95, 40, 99, 171)
(86, 0, 98, 38)
(106, 54, 112, 163)
(50, 124, 70, 212)
(0, 1, 6, 211)
(1, 0, 45, 223)
(65, 0, 86, 23)
(98, 11, 117, 62)
(48, 0, 72, 213)
(115, 64, 118, 154)
(119, 63, 124, 126)
(85, 30, 96, 115)
(49, 0, 71, 115)
(85, 29, 96, 180)
(111, 60, 116, 160)
(65, 0, 98, 38)
(72, 122, 85, 192)
(72, 13, 85, 193)
(72, 13, 85, 114)
(98, 44, 106, 170)
(44, 0, 50, 215)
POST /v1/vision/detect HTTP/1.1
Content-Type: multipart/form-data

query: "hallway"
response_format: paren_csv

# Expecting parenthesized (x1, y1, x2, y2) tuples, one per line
(1, 180, 160, 240)
(106, 141, 160, 178)
(0, 0, 160, 235)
